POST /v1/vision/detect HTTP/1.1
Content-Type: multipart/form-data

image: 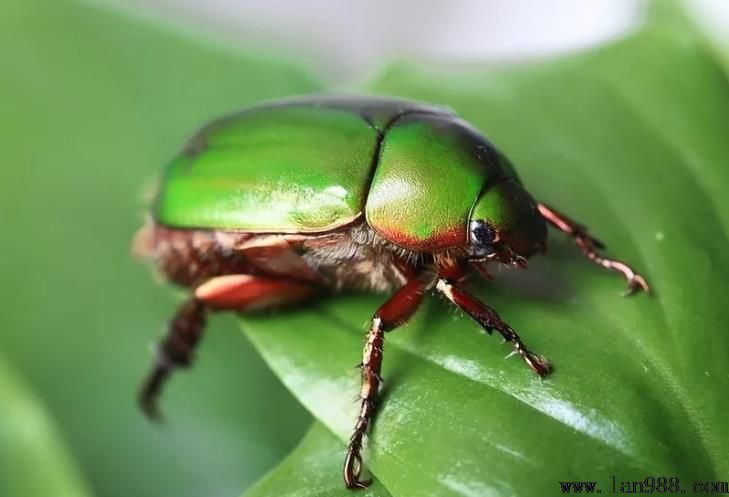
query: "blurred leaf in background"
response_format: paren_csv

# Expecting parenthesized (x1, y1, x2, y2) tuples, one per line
(0, 353, 91, 497)
(0, 0, 320, 496)
(240, 1, 729, 496)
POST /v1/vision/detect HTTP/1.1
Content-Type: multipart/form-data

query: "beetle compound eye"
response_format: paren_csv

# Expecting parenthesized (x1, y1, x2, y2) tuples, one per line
(469, 220, 496, 256)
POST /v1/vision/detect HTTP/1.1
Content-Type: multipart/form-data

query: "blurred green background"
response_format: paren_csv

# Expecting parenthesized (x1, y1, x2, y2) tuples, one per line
(2, 1, 729, 497)
(0, 1, 320, 496)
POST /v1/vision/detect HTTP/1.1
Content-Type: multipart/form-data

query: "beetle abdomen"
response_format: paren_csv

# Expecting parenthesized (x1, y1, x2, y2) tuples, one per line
(136, 221, 412, 295)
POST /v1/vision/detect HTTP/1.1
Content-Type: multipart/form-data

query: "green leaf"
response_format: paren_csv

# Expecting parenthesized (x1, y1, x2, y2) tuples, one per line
(240, 6, 729, 496)
(243, 422, 391, 497)
(0, 1, 319, 496)
(0, 353, 92, 497)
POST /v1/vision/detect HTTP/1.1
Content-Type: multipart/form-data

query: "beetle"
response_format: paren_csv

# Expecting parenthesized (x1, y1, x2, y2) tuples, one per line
(134, 95, 649, 489)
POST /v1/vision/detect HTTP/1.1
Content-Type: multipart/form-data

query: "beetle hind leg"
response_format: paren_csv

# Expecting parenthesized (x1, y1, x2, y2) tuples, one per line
(139, 274, 315, 421)
(139, 298, 207, 421)
(537, 202, 649, 295)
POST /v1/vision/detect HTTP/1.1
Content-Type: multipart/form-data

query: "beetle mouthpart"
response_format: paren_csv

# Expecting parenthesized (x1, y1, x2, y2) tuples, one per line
(498, 246, 528, 269)
(510, 254, 529, 269)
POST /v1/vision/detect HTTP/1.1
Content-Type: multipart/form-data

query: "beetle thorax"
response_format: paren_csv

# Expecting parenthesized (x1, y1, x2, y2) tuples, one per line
(300, 224, 421, 293)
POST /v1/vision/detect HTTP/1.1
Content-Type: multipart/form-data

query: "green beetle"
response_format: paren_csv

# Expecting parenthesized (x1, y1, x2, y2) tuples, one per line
(135, 95, 648, 489)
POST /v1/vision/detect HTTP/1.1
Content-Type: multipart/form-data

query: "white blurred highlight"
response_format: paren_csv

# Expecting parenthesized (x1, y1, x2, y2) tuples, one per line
(99, 0, 729, 83)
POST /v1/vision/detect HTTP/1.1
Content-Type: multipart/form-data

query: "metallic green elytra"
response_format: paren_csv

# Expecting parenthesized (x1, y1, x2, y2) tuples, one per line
(154, 95, 544, 253)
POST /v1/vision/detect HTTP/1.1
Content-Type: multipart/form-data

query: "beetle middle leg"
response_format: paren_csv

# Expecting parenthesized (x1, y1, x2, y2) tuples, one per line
(344, 274, 430, 489)
(537, 202, 649, 295)
(139, 274, 314, 420)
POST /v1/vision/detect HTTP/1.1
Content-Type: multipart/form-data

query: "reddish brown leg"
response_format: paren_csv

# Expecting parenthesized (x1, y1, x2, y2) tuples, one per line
(344, 275, 429, 489)
(537, 202, 649, 295)
(139, 275, 314, 420)
(139, 298, 207, 420)
(436, 261, 551, 377)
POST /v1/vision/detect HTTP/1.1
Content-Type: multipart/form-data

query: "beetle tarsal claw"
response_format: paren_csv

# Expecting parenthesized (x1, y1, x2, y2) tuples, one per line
(140, 400, 164, 423)
(138, 376, 165, 423)
(343, 452, 372, 489)
(623, 274, 650, 297)
(524, 351, 553, 377)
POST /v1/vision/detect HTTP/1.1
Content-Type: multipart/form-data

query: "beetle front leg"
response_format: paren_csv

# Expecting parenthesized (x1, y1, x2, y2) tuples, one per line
(537, 202, 649, 295)
(344, 275, 429, 489)
(435, 266, 552, 377)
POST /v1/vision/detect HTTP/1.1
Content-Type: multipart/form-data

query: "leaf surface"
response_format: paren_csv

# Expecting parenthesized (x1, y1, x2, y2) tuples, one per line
(244, 423, 391, 497)
(0, 1, 320, 495)
(241, 6, 729, 495)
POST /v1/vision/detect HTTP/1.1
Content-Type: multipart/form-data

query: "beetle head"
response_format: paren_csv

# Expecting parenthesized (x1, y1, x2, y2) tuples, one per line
(468, 180, 547, 266)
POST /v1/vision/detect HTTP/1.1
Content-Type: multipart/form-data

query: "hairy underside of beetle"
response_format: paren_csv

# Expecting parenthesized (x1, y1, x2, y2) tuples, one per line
(133, 220, 425, 302)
